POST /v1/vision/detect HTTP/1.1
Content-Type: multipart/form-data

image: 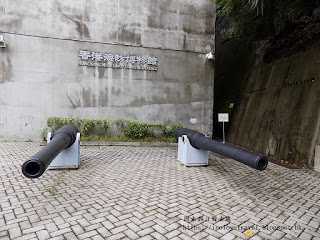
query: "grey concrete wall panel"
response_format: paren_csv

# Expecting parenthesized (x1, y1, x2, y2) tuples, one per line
(0, 0, 215, 140)
(0, 0, 215, 53)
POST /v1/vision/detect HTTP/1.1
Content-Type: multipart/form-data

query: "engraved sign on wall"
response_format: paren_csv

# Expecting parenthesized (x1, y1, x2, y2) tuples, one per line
(78, 50, 158, 71)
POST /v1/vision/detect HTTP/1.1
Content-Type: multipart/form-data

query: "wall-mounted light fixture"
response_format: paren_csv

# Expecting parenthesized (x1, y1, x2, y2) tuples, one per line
(205, 52, 214, 60)
(205, 44, 214, 61)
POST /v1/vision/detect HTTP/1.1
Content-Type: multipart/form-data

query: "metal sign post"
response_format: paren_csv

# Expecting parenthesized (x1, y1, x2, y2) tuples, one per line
(218, 113, 229, 143)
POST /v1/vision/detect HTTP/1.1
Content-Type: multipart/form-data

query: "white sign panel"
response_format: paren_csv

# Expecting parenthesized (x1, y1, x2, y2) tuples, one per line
(78, 50, 158, 71)
(218, 113, 229, 122)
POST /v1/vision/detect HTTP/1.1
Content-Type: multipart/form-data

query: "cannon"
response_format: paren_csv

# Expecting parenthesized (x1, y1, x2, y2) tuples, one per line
(175, 127, 268, 170)
(22, 124, 79, 178)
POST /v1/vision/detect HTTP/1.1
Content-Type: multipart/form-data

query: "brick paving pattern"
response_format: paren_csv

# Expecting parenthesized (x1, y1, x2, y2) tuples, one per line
(0, 142, 319, 239)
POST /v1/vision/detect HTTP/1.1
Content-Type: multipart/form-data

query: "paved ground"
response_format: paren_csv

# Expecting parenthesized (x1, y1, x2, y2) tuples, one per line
(0, 142, 319, 240)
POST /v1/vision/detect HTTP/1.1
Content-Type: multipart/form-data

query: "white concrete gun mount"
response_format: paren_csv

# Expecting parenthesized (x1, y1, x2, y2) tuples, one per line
(22, 124, 79, 178)
(175, 127, 268, 171)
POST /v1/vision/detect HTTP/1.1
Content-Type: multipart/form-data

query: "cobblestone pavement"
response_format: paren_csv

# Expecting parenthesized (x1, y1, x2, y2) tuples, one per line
(0, 142, 320, 240)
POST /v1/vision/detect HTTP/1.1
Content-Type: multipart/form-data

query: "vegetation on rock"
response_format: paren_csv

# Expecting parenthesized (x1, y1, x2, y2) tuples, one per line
(211, 0, 320, 42)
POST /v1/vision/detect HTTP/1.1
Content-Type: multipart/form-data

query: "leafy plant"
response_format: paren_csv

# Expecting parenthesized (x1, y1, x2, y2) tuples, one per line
(124, 121, 153, 139)
(112, 119, 127, 133)
(103, 119, 109, 138)
(248, 196, 256, 202)
(45, 117, 182, 142)
(41, 128, 48, 141)
(82, 119, 95, 136)
(160, 124, 183, 138)
(210, 0, 319, 40)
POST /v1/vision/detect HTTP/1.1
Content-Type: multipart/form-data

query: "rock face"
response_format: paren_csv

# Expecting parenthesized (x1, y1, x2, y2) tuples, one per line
(215, 15, 320, 169)
(228, 41, 320, 169)
(213, 16, 256, 139)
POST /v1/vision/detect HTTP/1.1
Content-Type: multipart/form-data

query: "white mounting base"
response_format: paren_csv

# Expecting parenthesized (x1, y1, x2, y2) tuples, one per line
(47, 132, 81, 169)
(178, 135, 209, 166)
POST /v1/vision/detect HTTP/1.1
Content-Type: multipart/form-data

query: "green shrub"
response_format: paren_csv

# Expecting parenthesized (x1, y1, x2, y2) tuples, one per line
(44, 117, 182, 142)
(124, 121, 153, 139)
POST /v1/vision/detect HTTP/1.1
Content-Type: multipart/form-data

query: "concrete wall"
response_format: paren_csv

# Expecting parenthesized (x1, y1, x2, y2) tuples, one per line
(315, 146, 320, 172)
(0, 0, 215, 140)
(228, 41, 320, 169)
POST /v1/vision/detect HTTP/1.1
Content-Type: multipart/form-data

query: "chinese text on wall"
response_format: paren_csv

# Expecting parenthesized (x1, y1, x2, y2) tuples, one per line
(78, 50, 158, 71)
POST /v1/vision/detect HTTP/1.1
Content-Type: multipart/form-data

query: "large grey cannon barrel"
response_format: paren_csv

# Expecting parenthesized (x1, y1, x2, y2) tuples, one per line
(22, 124, 78, 178)
(175, 127, 268, 171)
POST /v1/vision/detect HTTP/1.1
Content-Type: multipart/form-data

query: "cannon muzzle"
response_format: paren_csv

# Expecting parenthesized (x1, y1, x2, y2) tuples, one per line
(175, 127, 268, 170)
(22, 124, 78, 178)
